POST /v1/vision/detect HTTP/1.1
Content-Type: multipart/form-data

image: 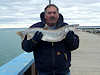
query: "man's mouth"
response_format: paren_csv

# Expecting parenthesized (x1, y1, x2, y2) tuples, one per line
(49, 17, 56, 21)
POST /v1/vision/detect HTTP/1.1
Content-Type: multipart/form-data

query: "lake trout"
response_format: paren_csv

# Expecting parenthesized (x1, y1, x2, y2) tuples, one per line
(16, 25, 70, 42)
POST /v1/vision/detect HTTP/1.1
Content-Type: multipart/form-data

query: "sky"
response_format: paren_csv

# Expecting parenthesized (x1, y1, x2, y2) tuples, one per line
(0, 0, 100, 28)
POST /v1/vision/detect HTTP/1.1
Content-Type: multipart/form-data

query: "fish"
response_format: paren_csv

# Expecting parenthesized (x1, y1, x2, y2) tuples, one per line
(16, 25, 70, 42)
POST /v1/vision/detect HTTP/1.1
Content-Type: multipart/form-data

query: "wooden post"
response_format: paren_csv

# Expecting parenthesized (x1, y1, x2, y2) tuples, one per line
(31, 63, 37, 75)
(24, 63, 37, 75)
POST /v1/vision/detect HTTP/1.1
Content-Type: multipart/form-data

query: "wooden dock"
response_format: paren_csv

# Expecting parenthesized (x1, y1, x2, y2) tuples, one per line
(71, 30, 100, 75)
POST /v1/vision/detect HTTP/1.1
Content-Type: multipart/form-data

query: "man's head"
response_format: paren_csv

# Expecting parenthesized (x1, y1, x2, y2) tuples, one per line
(44, 4, 59, 26)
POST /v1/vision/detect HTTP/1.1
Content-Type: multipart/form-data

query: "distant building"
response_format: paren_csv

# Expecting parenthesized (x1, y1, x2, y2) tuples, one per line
(77, 26, 100, 29)
(69, 24, 79, 27)
(77, 25, 100, 33)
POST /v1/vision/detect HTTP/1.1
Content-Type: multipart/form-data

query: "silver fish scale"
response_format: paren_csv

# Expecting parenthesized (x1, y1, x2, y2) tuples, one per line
(16, 25, 69, 42)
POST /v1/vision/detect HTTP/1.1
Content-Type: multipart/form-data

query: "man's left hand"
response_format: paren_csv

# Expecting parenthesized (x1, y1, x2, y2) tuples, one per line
(66, 31, 74, 40)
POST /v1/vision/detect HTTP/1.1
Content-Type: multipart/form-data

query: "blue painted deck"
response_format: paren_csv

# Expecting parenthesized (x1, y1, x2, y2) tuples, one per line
(0, 52, 34, 75)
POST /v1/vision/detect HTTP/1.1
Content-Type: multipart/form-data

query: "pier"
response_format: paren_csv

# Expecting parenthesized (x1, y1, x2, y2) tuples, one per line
(71, 30, 100, 75)
(0, 30, 100, 75)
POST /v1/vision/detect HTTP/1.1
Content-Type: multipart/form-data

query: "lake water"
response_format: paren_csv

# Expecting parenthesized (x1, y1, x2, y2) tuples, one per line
(0, 28, 26, 66)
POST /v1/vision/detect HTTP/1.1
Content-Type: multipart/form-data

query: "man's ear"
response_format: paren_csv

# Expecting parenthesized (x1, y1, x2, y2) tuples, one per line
(58, 14, 59, 18)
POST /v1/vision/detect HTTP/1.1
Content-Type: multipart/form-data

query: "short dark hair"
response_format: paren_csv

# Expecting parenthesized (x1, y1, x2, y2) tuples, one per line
(44, 4, 59, 13)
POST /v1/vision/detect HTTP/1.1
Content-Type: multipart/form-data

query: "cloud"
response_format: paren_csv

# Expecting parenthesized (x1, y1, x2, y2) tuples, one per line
(0, 0, 100, 27)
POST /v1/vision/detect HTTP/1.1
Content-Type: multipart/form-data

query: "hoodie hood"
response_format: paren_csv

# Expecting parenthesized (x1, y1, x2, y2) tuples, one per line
(40, 12, 64, 28)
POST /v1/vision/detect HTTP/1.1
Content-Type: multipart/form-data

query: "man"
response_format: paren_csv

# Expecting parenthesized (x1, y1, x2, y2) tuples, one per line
(22, 4, 79, 75)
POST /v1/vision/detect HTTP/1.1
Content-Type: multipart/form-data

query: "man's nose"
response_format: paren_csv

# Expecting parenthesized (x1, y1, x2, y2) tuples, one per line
(50, 13, 55, 16)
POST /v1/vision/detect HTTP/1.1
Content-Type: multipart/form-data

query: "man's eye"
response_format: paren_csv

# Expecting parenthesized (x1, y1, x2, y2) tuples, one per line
(48, 12, 52, 14)
(47, 12, 57, 14)
(53, 12, 56, 14)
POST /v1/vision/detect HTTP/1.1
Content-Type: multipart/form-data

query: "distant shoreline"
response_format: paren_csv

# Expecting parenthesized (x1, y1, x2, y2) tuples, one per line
(0, 27, 27, 29)
(0, 28, 26, 32)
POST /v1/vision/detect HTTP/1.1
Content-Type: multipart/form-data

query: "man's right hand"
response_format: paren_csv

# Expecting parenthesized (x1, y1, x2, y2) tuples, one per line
(22, 31, 43, 51)
(31, 31, 43, 44)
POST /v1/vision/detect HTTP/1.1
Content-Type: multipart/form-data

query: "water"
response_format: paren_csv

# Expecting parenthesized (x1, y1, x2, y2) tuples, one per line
(0, 28, 26, 66)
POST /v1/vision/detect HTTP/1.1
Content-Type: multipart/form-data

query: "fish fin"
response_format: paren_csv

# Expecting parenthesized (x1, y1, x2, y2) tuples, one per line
(16, 31, 24, 40)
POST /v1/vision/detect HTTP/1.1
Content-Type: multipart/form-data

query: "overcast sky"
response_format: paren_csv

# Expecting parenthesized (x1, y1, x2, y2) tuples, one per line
(0, 0, 100, 28)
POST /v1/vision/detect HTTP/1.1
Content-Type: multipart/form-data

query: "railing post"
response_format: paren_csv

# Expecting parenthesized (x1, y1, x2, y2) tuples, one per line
(24, 63, 37, 75)
(31, 63, 37, 75)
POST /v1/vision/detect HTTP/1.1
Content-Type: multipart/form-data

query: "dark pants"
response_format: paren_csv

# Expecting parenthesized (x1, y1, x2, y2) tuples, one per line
(38, 71, 71, 75)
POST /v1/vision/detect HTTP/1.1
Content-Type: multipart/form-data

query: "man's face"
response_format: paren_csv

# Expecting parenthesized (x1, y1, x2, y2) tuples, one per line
(45, 6, 59, 26)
